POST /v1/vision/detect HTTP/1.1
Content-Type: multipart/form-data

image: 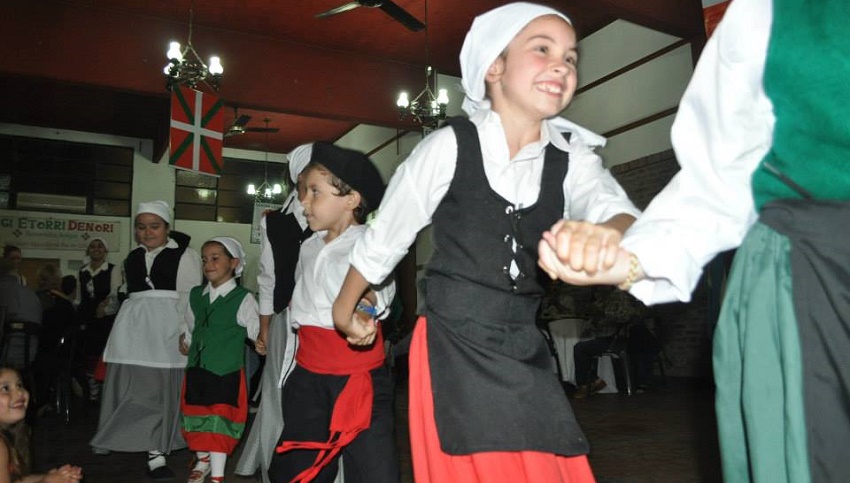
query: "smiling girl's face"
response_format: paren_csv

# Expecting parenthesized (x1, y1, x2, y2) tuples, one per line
(0, 369, 28, 427)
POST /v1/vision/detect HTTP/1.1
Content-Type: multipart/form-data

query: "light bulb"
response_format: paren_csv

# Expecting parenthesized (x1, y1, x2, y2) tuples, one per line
(396, 92, 410, 109)
(264, 187, 272, 198)
(166, 41, 183, 62)
(163, 64, 172, 75)
(208, 56, 223, 75)
(247, 184, 256, 195)
(437, 88, 449, 106)
(272, 184, 282, 194)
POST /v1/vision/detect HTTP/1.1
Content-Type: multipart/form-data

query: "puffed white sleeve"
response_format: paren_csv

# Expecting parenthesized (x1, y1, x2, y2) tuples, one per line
(256, 214, 276, 316)
(621, 0, 774, 304)
(350, 128, 458, 285)
(237, 292, 261, 341)
(176, 247, 203, 319)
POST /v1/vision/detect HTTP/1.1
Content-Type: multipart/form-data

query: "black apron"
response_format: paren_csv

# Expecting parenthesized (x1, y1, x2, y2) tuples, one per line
(760, 199, 850, 482)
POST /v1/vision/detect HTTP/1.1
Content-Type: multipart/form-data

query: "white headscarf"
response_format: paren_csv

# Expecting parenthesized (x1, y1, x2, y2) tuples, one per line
(136, 200, 172, 224)
(82, 237, 110, 265)
(459, 2, 605, 147)
(287, 143, 313, 184)
(209, 236, 247, 277)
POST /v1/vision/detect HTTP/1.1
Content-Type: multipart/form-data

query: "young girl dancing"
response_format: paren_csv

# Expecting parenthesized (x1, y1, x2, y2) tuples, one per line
(267, 142, 397, 483)
(0, 367, 83, 483)
(333, 3, 640, 482)
(91, 200, 202, 479)
(179, 237, 260, 483)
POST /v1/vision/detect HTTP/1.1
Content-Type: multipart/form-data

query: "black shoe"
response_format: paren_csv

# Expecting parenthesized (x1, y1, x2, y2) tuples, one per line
(147, 465, 176, 481)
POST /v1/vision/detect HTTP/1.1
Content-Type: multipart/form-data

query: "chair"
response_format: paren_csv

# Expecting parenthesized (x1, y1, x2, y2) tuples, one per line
(0, 320, 41, 370)
(537, 319, 565, 383)
(591, 323, 634, 396)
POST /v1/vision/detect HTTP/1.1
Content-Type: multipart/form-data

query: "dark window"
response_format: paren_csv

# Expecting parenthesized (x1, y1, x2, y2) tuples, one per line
(0, 135, 133, 216)
(174, 158, 289, 224)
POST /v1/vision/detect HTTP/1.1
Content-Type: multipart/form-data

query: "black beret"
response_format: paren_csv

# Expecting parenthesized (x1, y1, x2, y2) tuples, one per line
(311, 141, 385, 215)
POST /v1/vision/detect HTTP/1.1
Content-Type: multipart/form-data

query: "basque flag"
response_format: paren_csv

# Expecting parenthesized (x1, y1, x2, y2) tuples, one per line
(169, 86, 225, 176)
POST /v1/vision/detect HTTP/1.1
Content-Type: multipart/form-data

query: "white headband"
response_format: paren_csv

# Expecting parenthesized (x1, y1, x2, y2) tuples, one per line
(87, 237, 109, 253)
(209, 236, 246, 277)
(458, 3, 605, 146)
(287, 143, 313, 184)
(460, 2, 571, 117)
(136, 200, 172, 225)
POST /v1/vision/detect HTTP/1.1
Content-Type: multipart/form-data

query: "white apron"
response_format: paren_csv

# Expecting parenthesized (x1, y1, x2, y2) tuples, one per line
(103, 290, 187, 368)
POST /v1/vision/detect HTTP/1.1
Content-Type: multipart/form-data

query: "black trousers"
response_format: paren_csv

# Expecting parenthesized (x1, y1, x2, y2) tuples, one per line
(267, 364, 399, 483)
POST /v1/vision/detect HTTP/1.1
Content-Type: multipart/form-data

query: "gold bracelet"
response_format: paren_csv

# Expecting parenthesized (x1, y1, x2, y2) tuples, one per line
(618, 253, 640, 291)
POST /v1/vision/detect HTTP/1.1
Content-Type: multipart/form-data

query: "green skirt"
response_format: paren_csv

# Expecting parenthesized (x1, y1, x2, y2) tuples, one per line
(713, 221, 809, 483)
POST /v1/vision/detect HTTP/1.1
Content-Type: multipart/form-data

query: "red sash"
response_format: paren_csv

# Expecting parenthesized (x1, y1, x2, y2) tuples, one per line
(276, 325, 385, 483)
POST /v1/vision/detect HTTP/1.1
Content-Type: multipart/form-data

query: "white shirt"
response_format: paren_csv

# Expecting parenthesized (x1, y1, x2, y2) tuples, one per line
(290, 224, 395, 329)
(622, 0, 774, 304)
(181, 278, 260, 345)
(351, 108, 640, 284)
(257, 195, 308, 315)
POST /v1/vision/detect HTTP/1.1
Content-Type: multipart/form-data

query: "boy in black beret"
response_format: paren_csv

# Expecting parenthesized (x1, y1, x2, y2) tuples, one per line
(268, 142, 399, 483)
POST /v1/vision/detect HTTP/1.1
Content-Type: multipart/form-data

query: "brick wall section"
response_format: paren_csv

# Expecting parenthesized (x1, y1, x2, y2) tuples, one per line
(610, 149, 715, 378)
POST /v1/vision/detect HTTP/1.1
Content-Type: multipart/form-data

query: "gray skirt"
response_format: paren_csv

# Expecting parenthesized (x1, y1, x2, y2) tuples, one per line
(90, 363, 186, 453)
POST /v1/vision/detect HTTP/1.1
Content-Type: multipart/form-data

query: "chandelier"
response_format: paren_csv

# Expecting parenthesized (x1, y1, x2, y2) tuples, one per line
(163, 2, 223, 91)
(395, 0, 448, 130)
(396, 66, 449, 129)
(246, 119, 285, 201)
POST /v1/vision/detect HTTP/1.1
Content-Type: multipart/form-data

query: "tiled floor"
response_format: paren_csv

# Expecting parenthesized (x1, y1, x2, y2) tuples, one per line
(32, 377, 721, 483)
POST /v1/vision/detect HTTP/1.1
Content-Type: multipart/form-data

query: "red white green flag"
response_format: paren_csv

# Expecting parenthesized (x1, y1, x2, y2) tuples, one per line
(169, 86, 224, 176)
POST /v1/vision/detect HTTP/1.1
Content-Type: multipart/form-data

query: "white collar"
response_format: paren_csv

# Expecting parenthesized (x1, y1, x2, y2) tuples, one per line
(203, 278, 237, 300)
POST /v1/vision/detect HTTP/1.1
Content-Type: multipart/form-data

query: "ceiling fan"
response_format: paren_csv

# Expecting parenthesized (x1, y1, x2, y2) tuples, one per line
(316, 0, 425, 32)
(224, 108, 280, 138)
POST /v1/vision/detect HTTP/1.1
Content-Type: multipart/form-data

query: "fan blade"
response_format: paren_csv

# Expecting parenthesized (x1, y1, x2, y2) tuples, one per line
(245, 127, 280, 133)
(233, 114, 252, 127)
(379, 0, 425, 31)
(316, 2, 362, 18)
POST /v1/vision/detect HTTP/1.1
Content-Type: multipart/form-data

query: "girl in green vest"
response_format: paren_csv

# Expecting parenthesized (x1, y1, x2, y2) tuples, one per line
(179, 237, 260, 483)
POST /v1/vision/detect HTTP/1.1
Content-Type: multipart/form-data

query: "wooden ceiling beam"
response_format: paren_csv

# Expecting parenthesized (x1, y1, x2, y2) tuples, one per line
(0, 3, 424, 130)
(566, 0, 705, 39)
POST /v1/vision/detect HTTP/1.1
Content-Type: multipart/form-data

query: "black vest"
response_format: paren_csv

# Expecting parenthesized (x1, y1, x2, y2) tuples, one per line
(124, 245, 187, 293)
(78, 263, 115, 321)
(425, 116, 567, 323)
(423, 117, 589, 456)
(266, 207, 312, 313)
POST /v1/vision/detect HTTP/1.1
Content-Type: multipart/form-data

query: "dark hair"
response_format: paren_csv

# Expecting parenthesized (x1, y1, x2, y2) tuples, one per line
(36, 264, 62, 292)
(3, 245, 21, 258)
(0, 368, 31, 479)
(303, 162, 370, 224)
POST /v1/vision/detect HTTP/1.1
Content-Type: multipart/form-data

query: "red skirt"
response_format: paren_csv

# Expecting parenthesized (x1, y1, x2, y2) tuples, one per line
(180, 369, 248, 454)
(409, 317, 597, 483)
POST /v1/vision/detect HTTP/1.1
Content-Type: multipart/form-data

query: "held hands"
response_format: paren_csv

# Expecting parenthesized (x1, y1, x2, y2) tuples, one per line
(538, 218, 637, 287)
(332, 297, 378, 347)
(255, 328, 268, 356)
(42, 464, 83, 482)
(178, 333, 189, 356)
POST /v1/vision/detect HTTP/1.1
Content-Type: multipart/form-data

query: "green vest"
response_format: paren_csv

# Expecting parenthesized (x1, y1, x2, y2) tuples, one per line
(751, 0, 850, 210)
(187, 284, 251, 375)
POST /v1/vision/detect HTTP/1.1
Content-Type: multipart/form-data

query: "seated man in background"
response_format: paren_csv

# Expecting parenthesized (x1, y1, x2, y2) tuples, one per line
(0, 258, 42, 366)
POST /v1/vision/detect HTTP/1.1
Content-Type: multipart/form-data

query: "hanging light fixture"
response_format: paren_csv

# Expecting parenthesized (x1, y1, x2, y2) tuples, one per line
(246, 118, 284, 200)
(395, 0, 448, 130)
(163, 0, 223, 91)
